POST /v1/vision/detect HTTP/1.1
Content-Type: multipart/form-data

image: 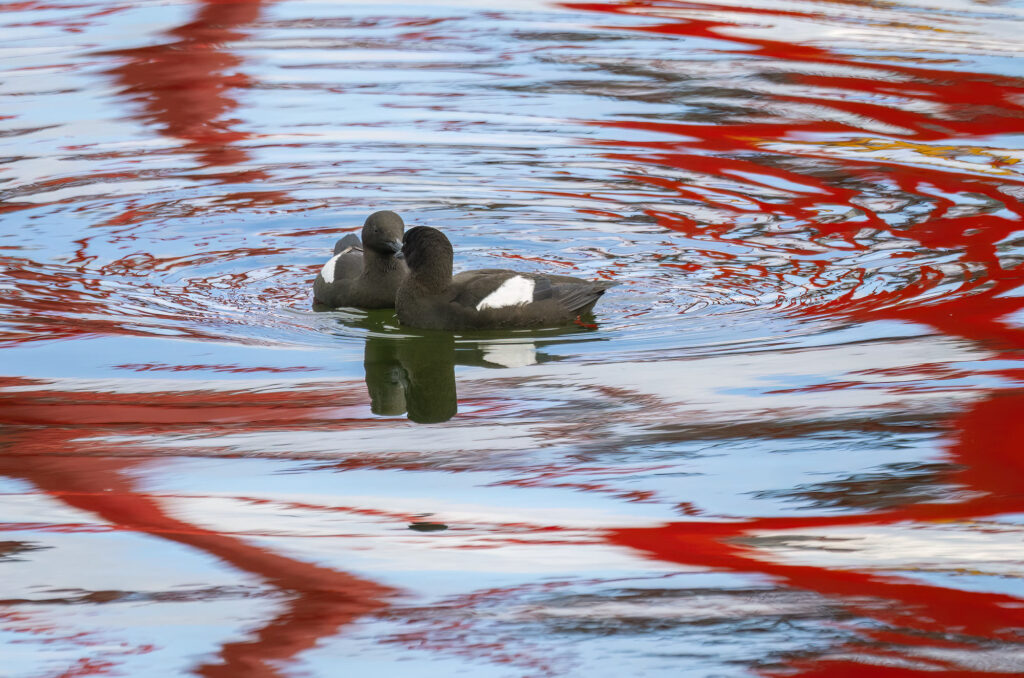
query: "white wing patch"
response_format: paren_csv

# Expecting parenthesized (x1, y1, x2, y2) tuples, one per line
(476, 275, 535, 311)
(319, 253, 343, 284)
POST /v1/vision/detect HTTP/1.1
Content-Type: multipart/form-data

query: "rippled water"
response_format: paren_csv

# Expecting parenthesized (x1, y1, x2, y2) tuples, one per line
(3, 0, 1024, 675)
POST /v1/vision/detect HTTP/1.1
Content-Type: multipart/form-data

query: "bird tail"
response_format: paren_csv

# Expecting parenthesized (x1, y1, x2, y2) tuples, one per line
(557, 280, 618, 315)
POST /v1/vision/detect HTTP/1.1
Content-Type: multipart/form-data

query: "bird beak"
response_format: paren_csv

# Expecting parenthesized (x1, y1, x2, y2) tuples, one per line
(388, 239, 403, 256)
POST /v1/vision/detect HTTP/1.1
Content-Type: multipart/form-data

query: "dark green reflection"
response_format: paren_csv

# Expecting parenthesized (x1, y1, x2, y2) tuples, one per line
(364, 332, 458, 424)
(363, 331, 558, 424)
(315, 306, 605, 423)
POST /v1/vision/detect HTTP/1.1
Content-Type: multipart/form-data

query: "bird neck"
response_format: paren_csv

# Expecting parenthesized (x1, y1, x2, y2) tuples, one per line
(364, 248, 402, 271)
(411, 258, 452, 293)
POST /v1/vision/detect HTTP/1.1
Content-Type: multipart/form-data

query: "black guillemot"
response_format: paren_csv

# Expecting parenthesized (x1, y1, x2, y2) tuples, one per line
(395, 226, 615, 331)
(312, 210, 408, 309)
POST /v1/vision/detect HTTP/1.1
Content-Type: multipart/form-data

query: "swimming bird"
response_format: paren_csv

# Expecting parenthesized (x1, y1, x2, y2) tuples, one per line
(395, 226, 616, 330)
(312, 210, 408, 309)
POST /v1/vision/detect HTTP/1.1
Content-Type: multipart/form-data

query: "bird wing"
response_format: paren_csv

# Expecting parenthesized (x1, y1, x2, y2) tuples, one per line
(451, 270, 616, 314)
(450, 270, 522, 309)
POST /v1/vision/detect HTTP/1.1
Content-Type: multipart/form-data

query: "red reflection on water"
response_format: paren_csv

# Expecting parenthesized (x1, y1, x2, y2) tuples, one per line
(4, 0, 1024, 673)
(565, 0, 1024, 673)
(0, 377, 395, 676)
(1, 0, 295, 346)
(1, 2, 380, 672)
(105, 0, 268, 171)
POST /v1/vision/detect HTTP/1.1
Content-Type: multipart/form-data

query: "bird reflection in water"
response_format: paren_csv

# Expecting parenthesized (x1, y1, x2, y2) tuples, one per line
(364, 331, 549, 423)
(363, 332, 458, 423)
(317, 307, 583, 423)
(367, 327, 559, 423)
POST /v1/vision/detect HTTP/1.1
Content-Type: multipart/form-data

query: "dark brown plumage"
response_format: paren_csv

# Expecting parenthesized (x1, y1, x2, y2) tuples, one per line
(396, 226, 616, 331)
(312, 210, 408, 309)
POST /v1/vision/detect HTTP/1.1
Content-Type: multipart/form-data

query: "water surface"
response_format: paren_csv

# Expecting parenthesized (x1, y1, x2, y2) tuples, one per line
(2, 0, 1024, 675)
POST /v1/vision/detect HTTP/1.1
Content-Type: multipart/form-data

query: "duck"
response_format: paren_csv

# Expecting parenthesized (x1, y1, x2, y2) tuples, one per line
(395, 226, 616, 331)
(312, 210, 408, 309)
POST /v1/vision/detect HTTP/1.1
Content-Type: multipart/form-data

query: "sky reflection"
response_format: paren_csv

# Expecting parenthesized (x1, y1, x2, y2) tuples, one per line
(1, 0, 1023, 675)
